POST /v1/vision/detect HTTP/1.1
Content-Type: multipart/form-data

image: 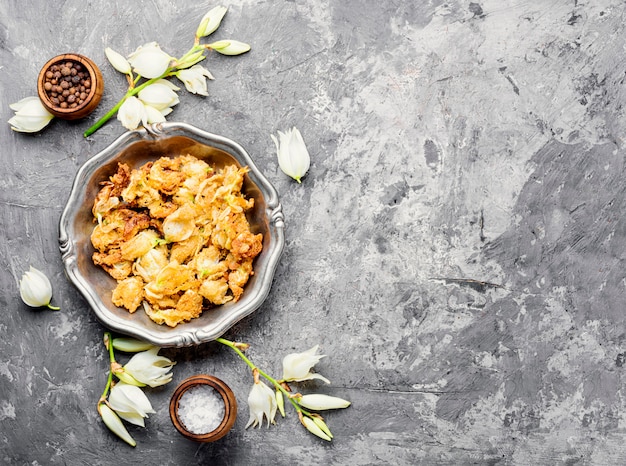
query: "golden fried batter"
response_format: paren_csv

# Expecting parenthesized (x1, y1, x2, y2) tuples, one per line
(232, 232, 263, 260)
(91, 154, 262, 327)
(199, 278, 232, 305)
(147, 157, 186, 194)
(144, 289, 204, 327)
(112, 276, 144, 313)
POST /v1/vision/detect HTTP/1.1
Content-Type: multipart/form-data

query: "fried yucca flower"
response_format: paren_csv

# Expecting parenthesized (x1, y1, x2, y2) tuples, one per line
(91, 155, 262, 327)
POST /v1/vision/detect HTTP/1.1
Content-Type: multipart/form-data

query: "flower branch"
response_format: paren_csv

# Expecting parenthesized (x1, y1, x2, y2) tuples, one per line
(217, 338, 350, 441)
(83, 71, 172, 137)
(96, 332, 175, 447)
(83, 5, 250, 138)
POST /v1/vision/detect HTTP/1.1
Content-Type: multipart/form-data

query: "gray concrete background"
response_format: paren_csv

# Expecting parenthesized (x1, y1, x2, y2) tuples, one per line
(2, 0, 626, 464)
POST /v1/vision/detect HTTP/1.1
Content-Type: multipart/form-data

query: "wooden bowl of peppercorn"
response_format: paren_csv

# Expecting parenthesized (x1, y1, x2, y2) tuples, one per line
(37, 53, 104, 120)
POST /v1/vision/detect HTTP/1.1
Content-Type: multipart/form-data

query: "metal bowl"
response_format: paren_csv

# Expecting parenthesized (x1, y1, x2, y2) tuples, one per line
(59, 122, 284, 347)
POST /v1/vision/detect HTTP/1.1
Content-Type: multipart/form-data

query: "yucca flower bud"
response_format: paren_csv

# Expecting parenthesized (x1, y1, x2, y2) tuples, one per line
(98, 402, 136, 447)
(8, 97, 54, 133)
(108, 382, 156, 427)
(111, 337, 156, 353)
(271, 127, 311, 183)
(208, 40, 251, 56)
(311, 416, 333, 439)
(105, 47, 131, 74)
(19, 266, 59, 309)
(301, 415, 331, 441)
(297, 394, 351, 410)
(175, 50, 206, 70)
(196, 5, 228, 38)
(276, 389, 285, 417)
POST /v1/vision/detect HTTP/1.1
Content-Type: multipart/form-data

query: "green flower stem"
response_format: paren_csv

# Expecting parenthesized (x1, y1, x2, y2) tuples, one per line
(83, 70, 174, 138)
(216, 337, 307, 414)
(47, 303, 60, 311)
(99, 332, 116, 402)
(83, 40, 208, 139)
(178, 45, 202, 64)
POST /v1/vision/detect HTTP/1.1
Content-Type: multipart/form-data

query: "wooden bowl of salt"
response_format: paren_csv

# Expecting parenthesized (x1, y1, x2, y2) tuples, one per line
(169, 374, 237, 442)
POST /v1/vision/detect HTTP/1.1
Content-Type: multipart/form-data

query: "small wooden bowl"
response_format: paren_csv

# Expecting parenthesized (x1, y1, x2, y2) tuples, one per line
(169, 374, 237, 442)
(37, 53, 103, 120)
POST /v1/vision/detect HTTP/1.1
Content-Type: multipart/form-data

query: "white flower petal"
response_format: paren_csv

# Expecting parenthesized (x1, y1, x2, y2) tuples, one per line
(117, 96, 147, 131)
(105, 47, 131, 74)
(245, 381, 277, 429)
(297, 394, 351, 410)
(108, 382, 155, 427)
(98, 403, 136, 447)
(281, 344, 328, 382)
(209, 40, 251, 56)
(19, 266, 53, 307)
(272, 127, 311, 183)
(8, 97, 54, 133)
(10, 96, 42, 112)
(137, 83, 179, 111)
(109, 383, 155, 417)
(152, 78, 180, 91)
(123, 347, 175, 387)
(116, 411, 146, 427)
(196, 5, 228, 38)
(128, 42, 173, 79)
(143, 104, 167, 124)
(176, 65, 214, 96)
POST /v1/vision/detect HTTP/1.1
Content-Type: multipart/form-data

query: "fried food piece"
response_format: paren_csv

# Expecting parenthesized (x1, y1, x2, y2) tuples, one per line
(147, 199, 178, 219)
(148, 261, 197, 295)
(170, 234, 203, 264)
(192, 245, 228, 281)
(232, 232, 263, 260)
(227, 259, 253, 301)
(92, 182, 121, 219)
(162, 203, 197, 242)
(144, 287, 180, 310)
(144, 290, 204, 327)
(147, 157, 186, 195)
(144, 289, 204, 327)
(91, 208, 152, 253)
(91, 154, 263, 327)
(120, 229, 160, 261)
(112, 276, 145, 313)
(180, 154, 212, 183)
(121, 164, 159, 206)
(133, 246, 169, 283)
(92, 164, 131, 218)
(92, 250, 133, 280)
(109, 163, 132, 196)
(199, 278, 232, 305)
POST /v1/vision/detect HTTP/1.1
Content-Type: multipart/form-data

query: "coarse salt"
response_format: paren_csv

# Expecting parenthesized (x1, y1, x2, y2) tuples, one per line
(178, 384, 225, 434)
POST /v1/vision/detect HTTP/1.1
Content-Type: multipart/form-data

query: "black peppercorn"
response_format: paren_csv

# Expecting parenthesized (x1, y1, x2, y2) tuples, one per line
(42, 59, 92, 108)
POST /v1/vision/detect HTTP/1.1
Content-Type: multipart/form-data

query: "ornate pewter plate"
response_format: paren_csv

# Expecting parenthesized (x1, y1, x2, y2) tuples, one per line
(59, 122, 284, 347)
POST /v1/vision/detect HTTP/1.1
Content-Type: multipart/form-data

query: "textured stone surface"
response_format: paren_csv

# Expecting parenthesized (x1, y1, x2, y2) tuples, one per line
(2, 0, 626, 464)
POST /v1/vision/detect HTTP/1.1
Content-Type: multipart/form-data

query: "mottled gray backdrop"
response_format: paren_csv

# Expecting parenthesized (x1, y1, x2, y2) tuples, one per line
(2, 0, 626, 464)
